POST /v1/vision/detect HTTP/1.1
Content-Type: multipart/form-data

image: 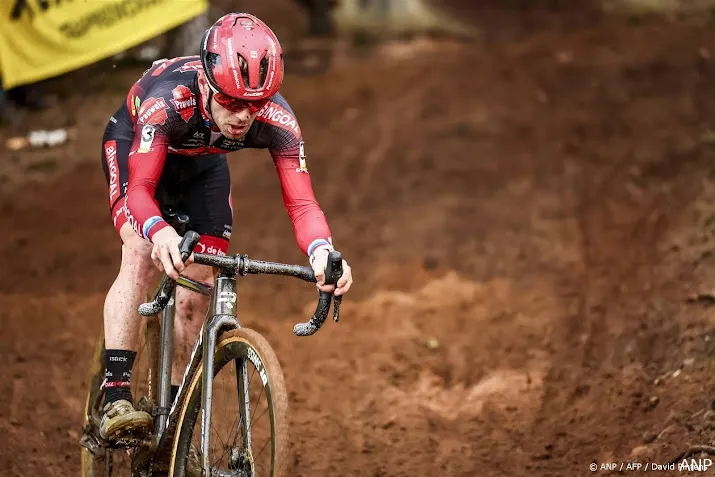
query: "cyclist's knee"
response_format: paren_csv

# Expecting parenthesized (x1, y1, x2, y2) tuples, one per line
(118, 222, 159, 285)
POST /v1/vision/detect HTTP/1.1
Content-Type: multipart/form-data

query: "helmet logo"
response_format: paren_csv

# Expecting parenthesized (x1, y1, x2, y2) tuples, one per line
(250, 50, 258, 59)
(240, 20, 254, 30)
(226, 38, 236, 68)
(211, 29, 219, 49)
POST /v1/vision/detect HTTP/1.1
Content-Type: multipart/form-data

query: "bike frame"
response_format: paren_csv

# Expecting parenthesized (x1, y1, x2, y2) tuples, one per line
(81, 210, 342, 477)
(82, 229, 341, 477)
(152, 270, 242, 476)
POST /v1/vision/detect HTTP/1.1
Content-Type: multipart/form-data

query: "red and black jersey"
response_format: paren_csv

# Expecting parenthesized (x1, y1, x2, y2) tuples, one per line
(108, 56, 332, 256)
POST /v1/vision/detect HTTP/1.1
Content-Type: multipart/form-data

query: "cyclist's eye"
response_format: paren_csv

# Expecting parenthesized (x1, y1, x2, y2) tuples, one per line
(248, 99, 270, 113)
(214, 93, 269, 113)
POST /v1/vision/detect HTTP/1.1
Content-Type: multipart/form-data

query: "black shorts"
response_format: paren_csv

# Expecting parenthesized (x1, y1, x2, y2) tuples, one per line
(100, 135, 233, 253)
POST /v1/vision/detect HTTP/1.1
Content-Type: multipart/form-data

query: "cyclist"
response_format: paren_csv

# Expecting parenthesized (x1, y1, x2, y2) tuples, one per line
(99, 12, 353, 441)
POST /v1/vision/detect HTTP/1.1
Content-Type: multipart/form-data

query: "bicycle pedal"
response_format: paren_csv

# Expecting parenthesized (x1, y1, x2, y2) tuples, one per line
(109, 426, 154, 448)
(113, 434, 149, 448)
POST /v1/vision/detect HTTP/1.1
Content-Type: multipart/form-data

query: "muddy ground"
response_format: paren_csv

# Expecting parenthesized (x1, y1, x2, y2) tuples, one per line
(3, 4, 715, 477)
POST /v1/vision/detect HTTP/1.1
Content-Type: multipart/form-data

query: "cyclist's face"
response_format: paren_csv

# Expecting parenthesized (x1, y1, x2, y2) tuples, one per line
(210, 96, 259, 139)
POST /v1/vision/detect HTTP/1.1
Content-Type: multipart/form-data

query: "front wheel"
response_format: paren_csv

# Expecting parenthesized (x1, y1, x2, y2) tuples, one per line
(169, 328, 290, 477)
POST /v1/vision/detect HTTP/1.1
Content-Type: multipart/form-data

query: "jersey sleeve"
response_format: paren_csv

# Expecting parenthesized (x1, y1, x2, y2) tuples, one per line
(264, 103, 333, 256)
(123, 96, 174, 241)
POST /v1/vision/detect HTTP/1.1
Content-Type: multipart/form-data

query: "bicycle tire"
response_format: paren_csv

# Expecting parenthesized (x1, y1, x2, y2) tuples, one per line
(169, 328, 290, 477)
(81, 333, 107, 477)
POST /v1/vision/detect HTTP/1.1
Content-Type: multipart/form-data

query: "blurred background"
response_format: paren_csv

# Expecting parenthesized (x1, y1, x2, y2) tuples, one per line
(3, 0, 715, 475)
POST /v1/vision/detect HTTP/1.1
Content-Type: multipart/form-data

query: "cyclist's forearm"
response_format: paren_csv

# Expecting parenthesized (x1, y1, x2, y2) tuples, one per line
(272, 154, 332, 255)
(291, 207, 333, 256)
(124, 189, 170, 240)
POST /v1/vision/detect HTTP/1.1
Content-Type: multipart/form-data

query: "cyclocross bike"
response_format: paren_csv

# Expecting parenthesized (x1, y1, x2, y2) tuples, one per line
(80, 225, 343, 477)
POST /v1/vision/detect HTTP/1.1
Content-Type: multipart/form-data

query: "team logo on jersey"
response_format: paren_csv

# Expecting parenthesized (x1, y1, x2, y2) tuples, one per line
(127, 83, 144, 118)
(170, 85, 196, 122)
(138, 125, 155, 153)
(297, 141, 308, 173)
(137, 97, 168, 125)
(131, 95, 141, 117)
(105, 140, 120, 203)
(174, 60, 203, 73)
(215, 137, 245, 150)
(180, 139, 204, 148)
(255, 103, 300, 138)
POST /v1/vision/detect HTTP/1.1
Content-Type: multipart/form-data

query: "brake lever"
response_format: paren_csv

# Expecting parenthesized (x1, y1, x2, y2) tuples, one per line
(179, 230, 201, 261)
(332, 295, 342, 323)
(325, 251, 343, 323)
(293, 250, 343, 336)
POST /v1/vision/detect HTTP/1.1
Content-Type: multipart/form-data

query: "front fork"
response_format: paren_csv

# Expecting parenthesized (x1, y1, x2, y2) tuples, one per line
(200, 274, 241, 476)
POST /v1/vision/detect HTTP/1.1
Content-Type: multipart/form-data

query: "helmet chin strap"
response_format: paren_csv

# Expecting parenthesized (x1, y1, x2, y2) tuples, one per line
(205, 90, 217, 128)
(206, 90, 215, 125)
(198, 74, 218, 128)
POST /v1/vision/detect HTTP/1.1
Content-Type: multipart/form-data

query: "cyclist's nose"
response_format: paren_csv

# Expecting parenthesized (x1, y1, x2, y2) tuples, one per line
(232, 107, 251, 121)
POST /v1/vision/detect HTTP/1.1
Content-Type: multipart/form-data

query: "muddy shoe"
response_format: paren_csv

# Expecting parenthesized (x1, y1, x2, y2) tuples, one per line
(99, 399, 153, 441)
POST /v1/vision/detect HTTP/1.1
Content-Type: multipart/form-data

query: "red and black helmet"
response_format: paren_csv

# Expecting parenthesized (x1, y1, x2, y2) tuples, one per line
(199, 13, 284, 101)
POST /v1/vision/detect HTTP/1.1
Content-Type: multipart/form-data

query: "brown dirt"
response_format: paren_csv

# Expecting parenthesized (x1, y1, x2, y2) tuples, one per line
(3, 5, 715, 477)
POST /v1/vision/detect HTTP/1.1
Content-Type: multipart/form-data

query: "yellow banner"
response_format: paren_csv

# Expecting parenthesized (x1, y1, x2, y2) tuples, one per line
(0, 0, 209, 90)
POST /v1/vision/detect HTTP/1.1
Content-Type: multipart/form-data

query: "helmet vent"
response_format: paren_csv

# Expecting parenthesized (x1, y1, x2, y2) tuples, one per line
(237, 54, 250, 88)
(259, 55, 269, 88)
(204, 52, 221, 91)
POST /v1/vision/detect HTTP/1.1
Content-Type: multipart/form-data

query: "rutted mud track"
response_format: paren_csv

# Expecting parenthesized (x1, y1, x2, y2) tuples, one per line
(2, 11, 715, 477)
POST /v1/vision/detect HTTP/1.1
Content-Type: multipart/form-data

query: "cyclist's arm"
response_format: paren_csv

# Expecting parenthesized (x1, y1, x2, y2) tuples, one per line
(124, 124, 172, 241)
(272, 150, 333, 257)
(259, 96, 332, 256)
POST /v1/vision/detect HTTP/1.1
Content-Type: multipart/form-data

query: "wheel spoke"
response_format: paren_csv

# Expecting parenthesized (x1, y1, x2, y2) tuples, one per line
(252, 405, 269, 427)
(250, 388, 265, 426)
(255, 437, 271, 461)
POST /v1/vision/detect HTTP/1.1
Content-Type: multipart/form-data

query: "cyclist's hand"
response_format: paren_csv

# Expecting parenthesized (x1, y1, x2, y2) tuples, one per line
(310, 247, 353, 297)
(150, 227, 193, 280)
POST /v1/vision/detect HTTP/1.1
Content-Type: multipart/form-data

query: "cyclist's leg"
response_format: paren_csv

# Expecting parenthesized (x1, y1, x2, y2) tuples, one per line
(169, 154, 232, 386)
(99, 134, 158, 439)
(104, 222, 161, 347)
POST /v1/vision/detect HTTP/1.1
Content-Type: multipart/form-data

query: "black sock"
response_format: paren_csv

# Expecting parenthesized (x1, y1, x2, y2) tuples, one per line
(103, 349, 136, 406)
(171, 385, 180, 405)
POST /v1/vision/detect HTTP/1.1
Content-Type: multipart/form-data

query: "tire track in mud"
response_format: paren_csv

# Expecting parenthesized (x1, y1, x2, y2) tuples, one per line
(512, 22, 715, 472)
(530, 157, 640, 472)
(528, 144, 704, 474)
